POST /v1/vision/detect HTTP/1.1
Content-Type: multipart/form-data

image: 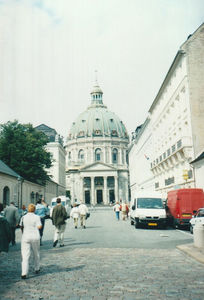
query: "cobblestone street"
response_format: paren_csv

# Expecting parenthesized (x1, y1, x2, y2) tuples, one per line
(1, 209, 204, 299)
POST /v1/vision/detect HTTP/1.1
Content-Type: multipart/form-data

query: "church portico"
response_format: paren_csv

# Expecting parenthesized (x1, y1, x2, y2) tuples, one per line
(80, 171, 118, 205)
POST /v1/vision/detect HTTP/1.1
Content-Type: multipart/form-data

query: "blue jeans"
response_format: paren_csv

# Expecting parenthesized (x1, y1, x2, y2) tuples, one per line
(115, 211, 120, 220)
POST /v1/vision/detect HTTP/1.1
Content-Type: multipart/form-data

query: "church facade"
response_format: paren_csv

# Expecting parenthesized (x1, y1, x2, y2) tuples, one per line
(65, 81, 129, 205)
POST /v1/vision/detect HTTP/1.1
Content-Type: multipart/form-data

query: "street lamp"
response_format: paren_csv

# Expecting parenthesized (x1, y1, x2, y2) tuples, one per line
(17, 176, 21, 207)
(183, 169, 189, 187)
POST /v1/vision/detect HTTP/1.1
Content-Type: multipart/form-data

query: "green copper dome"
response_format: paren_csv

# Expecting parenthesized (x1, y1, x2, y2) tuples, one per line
(68, 83, 129, 140)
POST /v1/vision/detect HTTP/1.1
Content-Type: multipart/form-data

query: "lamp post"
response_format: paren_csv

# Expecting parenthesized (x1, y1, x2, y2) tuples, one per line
(17, 176, 21, 207)
(183, 170, 189, 188)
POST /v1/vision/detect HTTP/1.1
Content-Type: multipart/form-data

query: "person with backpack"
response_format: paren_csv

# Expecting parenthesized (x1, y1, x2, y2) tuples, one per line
(52, 198, 67, 247)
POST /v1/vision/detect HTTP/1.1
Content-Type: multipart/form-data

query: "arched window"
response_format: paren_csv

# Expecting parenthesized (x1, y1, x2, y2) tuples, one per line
(95, 148, 102, 161)
(126, 150, 129, 165)
(3, 186, 10, 206)
(78, 149, 84, 162)
(112, 148, 118, 164)
(68, 152, 71, 160)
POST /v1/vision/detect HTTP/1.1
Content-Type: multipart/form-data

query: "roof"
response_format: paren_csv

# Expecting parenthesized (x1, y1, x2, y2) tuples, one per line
(149, 50, 184, 113)
(67, 82, 129, 141)
(191, 151, 204, 164)
(0, 160, 20, 178)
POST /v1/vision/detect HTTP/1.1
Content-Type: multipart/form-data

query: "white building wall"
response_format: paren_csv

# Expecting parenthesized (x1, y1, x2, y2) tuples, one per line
(192, 160, 204, 190)
(129, 50, 198, 197)
(46, 142, 66, 193)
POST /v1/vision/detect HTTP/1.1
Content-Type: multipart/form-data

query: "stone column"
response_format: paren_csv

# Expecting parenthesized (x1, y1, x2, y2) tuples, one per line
(71, 176, 75, 205)
(104, 176, 108, 204)
(81, 176, 84, 203)
(109, 147, 112, 164)
(91, 147, 94, 163)
(119, 148, 122, 165)
(91, 176, 95, 205)
(125, 177, 129, 202)
(114, 175, 119, 203)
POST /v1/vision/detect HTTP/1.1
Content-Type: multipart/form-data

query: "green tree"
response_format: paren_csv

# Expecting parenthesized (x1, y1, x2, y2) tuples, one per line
(0, 120, 53, 185)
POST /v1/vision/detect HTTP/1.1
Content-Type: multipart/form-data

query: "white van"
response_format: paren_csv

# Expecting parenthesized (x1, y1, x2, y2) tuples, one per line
(129, 191, 167, 229)
(50, 196, 71, 218)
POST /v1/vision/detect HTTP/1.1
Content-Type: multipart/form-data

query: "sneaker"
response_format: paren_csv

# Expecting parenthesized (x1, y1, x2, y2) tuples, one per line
(21, 275, 26, 279)
(83, 226, 86, 229)
(75, 226, 77, 229)
(60, 244, 64, 247)
(35, 269, 40, 274)
(53, 240, 58, 247)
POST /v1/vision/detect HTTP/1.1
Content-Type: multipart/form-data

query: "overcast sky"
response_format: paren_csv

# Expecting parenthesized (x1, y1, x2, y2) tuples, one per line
(0, 0, 203, 140)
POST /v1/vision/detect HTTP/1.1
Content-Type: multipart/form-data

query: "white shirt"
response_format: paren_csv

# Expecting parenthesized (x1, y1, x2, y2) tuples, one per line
(113, 204, 121, 212)
(78, 204, 88, 215)
(70, 207, 80, 219)
(20, 213, 42, 241)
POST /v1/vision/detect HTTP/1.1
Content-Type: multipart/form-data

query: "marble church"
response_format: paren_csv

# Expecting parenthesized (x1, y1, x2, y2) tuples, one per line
(65, 80, 129, 205)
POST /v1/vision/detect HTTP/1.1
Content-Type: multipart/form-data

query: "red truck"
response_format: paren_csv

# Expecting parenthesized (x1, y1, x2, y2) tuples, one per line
(167, 188, 204, 228)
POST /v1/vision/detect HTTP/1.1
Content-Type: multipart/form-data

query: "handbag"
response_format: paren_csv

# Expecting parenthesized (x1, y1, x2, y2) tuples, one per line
(86, 212, 90, 219)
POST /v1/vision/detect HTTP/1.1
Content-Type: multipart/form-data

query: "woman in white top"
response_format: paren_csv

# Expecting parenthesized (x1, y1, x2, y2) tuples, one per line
(20, 203, 42, 279)
(113, 202, 121, 220)
(70, 204, 80, 228)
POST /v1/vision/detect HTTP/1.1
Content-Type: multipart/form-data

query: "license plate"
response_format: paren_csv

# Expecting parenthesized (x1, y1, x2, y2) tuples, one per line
(182, 214, 191, 217)
(148, 223, 157, 226)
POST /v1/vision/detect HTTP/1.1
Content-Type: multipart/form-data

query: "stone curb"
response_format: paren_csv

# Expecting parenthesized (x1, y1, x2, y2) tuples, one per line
(177, 243, 204, 264)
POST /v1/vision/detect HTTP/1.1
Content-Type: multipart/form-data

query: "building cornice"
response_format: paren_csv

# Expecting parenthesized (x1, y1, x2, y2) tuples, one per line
(149, 50, 185, 113)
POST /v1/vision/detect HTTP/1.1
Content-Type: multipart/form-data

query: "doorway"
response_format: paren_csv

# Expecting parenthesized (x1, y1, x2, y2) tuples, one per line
(3, 186, 10, 206)
(109, 189, 115, 204)
(97, 190, 103, 204)
(85, 190, 90, 204)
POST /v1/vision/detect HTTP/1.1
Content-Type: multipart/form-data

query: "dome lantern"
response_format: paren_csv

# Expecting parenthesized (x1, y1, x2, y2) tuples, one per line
(90, 71, 103, 105)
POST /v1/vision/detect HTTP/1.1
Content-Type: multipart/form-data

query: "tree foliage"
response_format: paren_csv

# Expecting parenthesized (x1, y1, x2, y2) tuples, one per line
(0, 120, 53, 185)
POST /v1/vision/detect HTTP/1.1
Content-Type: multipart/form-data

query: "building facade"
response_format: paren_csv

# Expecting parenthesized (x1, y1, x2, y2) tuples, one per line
(65, 81, 129, 205)
(129, 23, 204, 197)
(0, 159, 61, 208)
(191, 151, 204, 190)
(35, 124, 66, 196)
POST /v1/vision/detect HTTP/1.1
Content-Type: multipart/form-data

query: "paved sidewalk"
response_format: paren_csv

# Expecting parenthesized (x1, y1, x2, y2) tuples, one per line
(1, 246, 204, 299)
(177, 243, 204, 264)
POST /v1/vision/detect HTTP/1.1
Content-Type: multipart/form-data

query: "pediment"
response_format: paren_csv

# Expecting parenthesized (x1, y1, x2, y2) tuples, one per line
(80, 162, 116, 172)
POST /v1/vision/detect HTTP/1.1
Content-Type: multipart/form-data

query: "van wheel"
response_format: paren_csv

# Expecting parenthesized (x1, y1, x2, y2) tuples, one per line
(135, 220, 140, 229)
(190, 225, 193, 234)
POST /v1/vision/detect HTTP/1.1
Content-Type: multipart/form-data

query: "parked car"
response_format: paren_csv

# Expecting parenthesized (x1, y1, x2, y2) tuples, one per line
(50, 196, 71, 218)
(189, 208, 204, 234)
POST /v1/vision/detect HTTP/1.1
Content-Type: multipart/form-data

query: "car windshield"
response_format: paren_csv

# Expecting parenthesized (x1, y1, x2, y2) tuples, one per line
(197, 210, 204, 217)
(137, 198, 163, 209)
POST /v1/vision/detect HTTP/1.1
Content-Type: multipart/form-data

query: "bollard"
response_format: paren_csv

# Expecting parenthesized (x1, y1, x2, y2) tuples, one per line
(193, 223, 204, 248)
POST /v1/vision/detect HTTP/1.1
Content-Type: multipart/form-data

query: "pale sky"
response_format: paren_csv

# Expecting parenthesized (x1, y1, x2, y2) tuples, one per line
(0, 0, 203, 140)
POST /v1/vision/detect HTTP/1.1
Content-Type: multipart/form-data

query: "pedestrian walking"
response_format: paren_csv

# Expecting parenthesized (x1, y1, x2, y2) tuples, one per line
(0, 203, 11, 253)
(113, 202, 121, 220)
(20, 203, 42, 279)
(70, 203, 80, 228)
(78, 202, 89, 229)
(52, 198, 67, 247)
(120, 202, 129, 220)
(4, 202, 20, 245)
(35, 199, 49, 245)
